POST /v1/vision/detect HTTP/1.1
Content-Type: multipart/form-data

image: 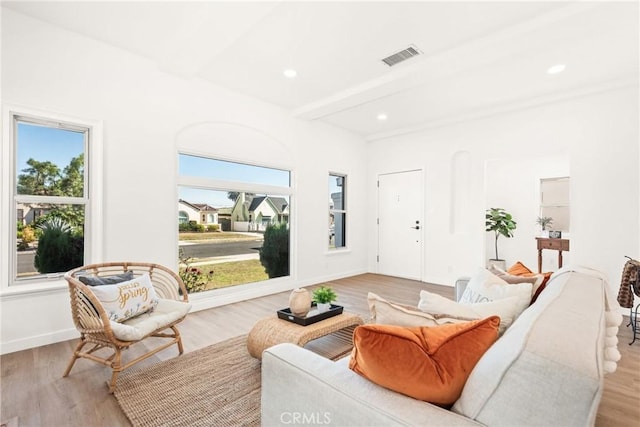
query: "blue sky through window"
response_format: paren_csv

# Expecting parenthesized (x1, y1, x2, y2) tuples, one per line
(179, 154, 291, 208)
(16, 125, 291, 209)
(16, 123, 84, 174)
(178, 154, 289, 186)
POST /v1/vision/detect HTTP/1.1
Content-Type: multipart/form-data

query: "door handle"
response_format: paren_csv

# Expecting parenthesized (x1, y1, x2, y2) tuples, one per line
(411, 226, 420, 230)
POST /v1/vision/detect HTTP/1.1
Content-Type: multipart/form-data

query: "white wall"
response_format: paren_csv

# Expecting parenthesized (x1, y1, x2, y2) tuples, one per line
(485, 157, 570, 271)
(367, 85, 639, 299)
(0, 9, 368, 353)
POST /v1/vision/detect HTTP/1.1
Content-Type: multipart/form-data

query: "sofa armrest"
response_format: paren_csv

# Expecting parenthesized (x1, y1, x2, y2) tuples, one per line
(261, 343, 483, 426)
(455, 277, 471, 302)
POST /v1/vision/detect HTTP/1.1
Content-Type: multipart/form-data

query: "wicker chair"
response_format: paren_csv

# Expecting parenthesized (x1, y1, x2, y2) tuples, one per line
(63, 262, 191, 393)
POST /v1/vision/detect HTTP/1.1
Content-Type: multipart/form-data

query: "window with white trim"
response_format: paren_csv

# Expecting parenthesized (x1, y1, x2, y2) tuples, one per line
(329, 173, 346, 249)
(11, 115, 91, 283)
(177, 153, 291, 293)
(540, 177, 570, 232)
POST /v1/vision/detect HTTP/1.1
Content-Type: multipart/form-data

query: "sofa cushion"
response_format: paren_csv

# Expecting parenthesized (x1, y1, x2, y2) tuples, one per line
(348, 317, 500, 407)
(108, 298, 192, 341)
(418, 290, 520, 334)
(488, 264, 543, 293)
(505, 261, 553, 304)
(506, 261, 533, 276)
(452, 268, 606, 426)
(459, 268, 531, 319)
(368, 292, 474, 327)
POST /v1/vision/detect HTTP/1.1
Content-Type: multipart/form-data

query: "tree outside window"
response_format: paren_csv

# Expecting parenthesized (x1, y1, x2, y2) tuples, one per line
(14, 119, 88, 280)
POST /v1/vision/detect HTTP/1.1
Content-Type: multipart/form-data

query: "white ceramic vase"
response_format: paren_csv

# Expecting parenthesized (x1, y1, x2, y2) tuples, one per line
(289, 288, 311, 317)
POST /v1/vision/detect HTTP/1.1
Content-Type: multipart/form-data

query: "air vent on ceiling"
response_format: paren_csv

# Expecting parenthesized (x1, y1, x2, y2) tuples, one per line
(381, 45, 421, 67)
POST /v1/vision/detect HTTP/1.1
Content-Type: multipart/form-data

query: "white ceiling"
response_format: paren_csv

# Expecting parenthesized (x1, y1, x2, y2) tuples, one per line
(3, 1, 639, 140)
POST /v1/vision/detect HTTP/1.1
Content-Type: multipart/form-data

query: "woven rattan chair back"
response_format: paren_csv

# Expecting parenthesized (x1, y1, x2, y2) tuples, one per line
(63, 262, 189, 392)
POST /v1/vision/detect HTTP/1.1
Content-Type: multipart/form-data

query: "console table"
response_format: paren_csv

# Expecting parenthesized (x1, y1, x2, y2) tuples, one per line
(536, 237, 570, 273)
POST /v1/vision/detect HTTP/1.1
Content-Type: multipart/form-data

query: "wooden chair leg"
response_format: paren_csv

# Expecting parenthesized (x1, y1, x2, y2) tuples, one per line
(172, 325, 184, 355)
(108, 349, 123, 394)
(63, 340, 87, 377)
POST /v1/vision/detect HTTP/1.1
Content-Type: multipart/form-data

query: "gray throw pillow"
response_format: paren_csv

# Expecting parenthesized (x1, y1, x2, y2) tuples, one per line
(78, 271, 134, 286)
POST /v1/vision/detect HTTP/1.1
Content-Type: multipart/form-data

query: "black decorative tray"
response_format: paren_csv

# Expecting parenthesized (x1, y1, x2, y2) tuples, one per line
(277, 304, 344, 326)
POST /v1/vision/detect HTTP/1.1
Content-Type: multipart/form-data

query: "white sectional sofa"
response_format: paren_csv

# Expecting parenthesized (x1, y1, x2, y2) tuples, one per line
(261, 267, 621, 426)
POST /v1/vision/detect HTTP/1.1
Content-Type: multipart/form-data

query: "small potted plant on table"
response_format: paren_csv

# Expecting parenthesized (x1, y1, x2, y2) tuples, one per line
(536, 216, 553, 237)
(312, 286, 337, 313)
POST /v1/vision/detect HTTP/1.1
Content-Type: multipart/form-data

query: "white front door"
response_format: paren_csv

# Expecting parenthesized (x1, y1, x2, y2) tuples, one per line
(377, 170, 423, 280)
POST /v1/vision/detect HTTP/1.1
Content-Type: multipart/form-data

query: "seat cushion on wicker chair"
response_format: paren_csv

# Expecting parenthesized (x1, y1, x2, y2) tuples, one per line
(109, 299, 192, 342)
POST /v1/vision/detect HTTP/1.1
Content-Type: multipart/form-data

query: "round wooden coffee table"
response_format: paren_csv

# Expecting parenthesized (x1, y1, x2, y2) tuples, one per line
(247, 312, 364, 360)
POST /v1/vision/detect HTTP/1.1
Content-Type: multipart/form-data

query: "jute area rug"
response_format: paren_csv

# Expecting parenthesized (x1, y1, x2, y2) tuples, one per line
(114, 335, 261, 427)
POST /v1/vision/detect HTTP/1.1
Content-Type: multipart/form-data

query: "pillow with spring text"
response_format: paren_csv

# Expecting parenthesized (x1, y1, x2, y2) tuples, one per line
(88, 273, 159, 322)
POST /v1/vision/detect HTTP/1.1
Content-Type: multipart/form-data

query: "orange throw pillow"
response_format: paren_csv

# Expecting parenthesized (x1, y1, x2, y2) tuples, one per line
(507, 261, 553, 304)
(348, 317, 500, 407)
(506, 261, 534, 276)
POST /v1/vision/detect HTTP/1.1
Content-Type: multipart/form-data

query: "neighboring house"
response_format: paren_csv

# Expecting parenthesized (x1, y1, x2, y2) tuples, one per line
(16, 203, 49, 226)
(216, 207, 233, 231)
(248, 196, 289, 229)
(178, 199, 218, 226)
(229, 192, 288, 232)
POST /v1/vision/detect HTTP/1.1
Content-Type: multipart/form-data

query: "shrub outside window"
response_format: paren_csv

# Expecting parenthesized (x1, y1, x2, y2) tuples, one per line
(12, 116, 90, 282)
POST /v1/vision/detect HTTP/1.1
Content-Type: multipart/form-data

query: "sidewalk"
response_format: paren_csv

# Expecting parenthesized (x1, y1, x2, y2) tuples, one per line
(184, 253, 259, 266)
(179, 232, 263, 245)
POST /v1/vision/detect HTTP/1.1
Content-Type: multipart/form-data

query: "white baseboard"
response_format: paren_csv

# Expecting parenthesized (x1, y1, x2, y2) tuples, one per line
(189, 268, 367, 312)
(1, 328, 79, 355)
(1, 269, 368, 354)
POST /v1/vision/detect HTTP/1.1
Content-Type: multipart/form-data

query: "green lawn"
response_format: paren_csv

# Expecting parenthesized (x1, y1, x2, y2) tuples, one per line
(185, 259, 269, 291)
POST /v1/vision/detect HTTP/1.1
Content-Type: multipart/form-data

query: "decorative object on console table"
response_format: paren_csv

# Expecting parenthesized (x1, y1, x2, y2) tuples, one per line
(289, 288, 312, 317)
(312, 285, 337, 313)
(536, 216, 553, 238)
(549, 230, 562, 239)
(536, 237, 569, 273)
(485, 207, 517, 270)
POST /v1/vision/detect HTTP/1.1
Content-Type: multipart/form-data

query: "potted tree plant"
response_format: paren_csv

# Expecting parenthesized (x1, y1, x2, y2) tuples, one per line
(485, 208, 517, 270)
(312, 286, 337, 313)
(536, 216, 553, 237)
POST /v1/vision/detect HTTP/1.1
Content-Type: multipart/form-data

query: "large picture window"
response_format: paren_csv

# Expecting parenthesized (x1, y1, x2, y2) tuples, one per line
(177, 154, 291, 293)
(329, 173, 346, 249)
(12, 116, 90, 282)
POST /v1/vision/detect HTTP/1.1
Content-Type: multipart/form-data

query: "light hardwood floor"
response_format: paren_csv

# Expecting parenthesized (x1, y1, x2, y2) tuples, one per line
(1, 273, 639, 426)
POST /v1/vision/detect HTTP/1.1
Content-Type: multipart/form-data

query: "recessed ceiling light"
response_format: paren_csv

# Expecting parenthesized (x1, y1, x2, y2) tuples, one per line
(283, 69, 297, 78)
(547, 64, 566, 75)
(377, 113, 388, 121)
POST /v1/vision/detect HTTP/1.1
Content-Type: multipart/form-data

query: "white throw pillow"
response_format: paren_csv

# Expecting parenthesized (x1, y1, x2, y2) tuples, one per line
(89, 273, 159, 322)
(368, 292, 474, 327)
(418, 290, 520, 334)
(460, 268, 532, 319)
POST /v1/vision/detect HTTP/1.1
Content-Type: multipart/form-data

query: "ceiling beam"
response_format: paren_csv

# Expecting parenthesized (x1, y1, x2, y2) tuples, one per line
(292, 2, 600, 121)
